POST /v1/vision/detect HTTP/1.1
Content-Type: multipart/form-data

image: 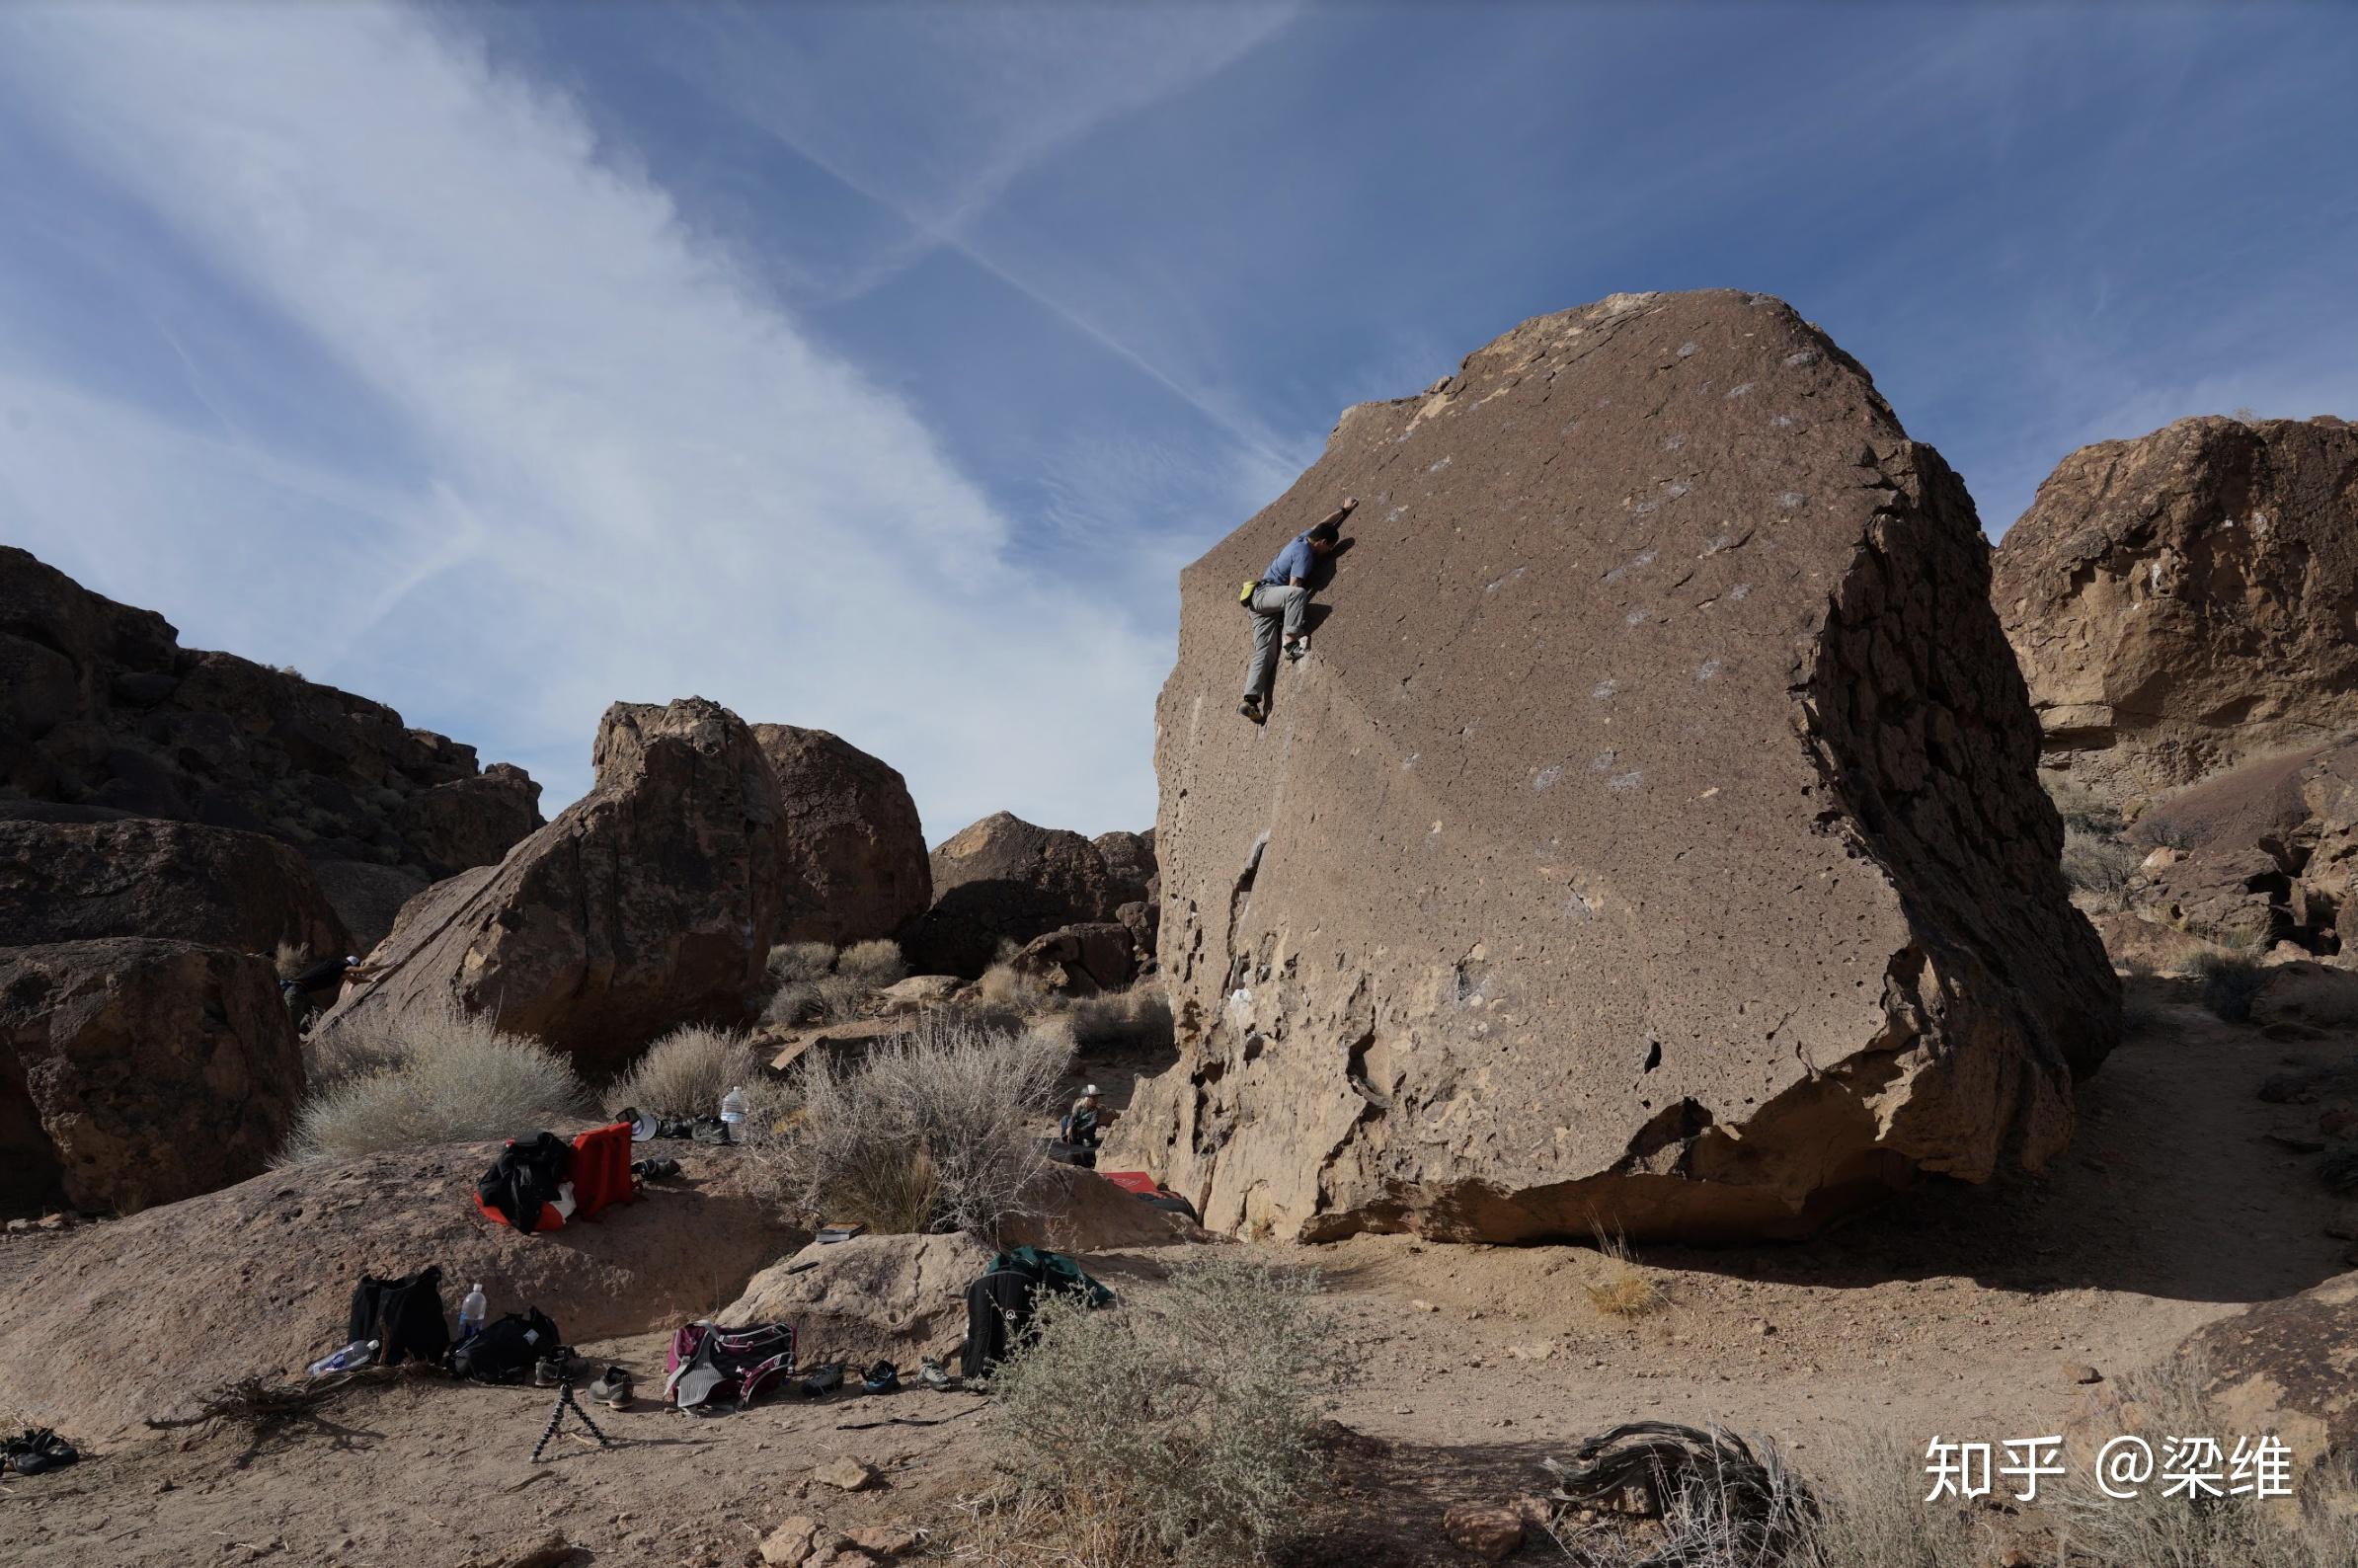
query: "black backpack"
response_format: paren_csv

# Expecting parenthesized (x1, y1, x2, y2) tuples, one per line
(452, 1308, 562, 1383)
(348, 1266, 451, 1369)
(477, 1133, 573, 1233)
(960, 1247, 1113, 1379)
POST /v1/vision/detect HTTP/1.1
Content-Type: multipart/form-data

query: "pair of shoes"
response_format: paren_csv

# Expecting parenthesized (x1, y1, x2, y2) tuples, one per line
(1238, 699, 1265, 725)
(630, 1156, 680, 1180)
(3, 1429, 78, 1477)
(587, 1366, 633, 1410)
(533, 1349, 580, 1388)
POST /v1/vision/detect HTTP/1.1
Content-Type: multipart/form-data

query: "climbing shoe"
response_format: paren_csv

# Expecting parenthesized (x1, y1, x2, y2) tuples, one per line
(533, 1349, 579, 1388)
(587, 1366, 634, 1410)
(916, 1357, 954, 1391)
(1238, 699, 1265, 725)
(1284, 638, 1308, 662)
(5, 1429, 78, 1476)
(799, 1364, 845, 1398)
(861, 1360, 900, 1395)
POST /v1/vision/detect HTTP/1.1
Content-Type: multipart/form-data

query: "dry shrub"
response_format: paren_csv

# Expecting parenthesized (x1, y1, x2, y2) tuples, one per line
(2189, 951, 2267, 1024)
(273, 940, 310, 981)
(1783, 1431, 1996, 1568)
(978, 1255, 1350, 1567)
(282, 1003, 585, 1162)
(1064, 984, 1175, 1052)
(979, 960, 1053, 1014)
(835, 937, 908, 988)
(1586, 1226, 1667, 1319)
(766, 941, 838, 987)
(2062, 826, 2140, 911)
(764, 973, 866, 1027)
(2044, 774, 2126, 837)
(2049, 1357, 2358, 1568)
(747, 1011, 1067, 1238)
(609, 1024, 769, 1121)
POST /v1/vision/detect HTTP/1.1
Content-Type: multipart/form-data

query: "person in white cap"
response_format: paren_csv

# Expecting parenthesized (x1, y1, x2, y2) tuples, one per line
(1062, 1084, 1110, 1168)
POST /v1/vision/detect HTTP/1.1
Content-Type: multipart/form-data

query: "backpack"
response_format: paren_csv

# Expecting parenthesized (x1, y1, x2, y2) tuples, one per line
(348, 1266, 450, 1369)
(663, 1322, 795, 1415)
(959, 1246, 1113, 1379)
(451, 1308, 561, 1383)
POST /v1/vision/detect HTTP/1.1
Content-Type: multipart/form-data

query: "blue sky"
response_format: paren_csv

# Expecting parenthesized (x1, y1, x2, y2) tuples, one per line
(2, 3, 2352, 839)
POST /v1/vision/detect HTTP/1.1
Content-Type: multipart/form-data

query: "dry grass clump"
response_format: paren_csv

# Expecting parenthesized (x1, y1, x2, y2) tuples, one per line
(609, 1024, 770, 1121)
(273, 939, 310, 981)
(1586, 1227, 1668, 1319)
(766, 941, 838, 986)
(979, 959, 1053, 1013)
(2189, 950, 2267, 1024)
(2062, 825, 2140, 911)
(1063, 984, 1175, 1052)
(765, 973, 867, 1027)
(974, 1255, 1351, 1567)
(834, 937, 908, 988)
(747, 1010, 1067, 1238)
(282, 1003, 585, 1162)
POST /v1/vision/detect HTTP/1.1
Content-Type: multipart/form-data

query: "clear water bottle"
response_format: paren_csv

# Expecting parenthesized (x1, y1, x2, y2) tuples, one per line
(458, 1283, 487, 1342)
(307, 1338, 378, 1376)
(720, 1085, 747, 1126)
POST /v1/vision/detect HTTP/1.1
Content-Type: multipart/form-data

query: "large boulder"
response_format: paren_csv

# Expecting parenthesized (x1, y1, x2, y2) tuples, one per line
(1993, 416, 2358, 806)
(0, 810, 350, 958)
(898, 812, 1129, 978)
(750, 723, 930, 946)
(2126, 736, 2358, 954)
(1118, 289, 2118, 1244)
(0, 1139, 795, 1440)
(1094, 827, 1159, 906)
(0, 938, 301, 1214)
(0, 546, 542, 942)
(2175, 1268, 2358, 1464)
(1009, 922, 1138, 996)
(725, 1232, 991, 1370)
(315, 698, 785, 1075)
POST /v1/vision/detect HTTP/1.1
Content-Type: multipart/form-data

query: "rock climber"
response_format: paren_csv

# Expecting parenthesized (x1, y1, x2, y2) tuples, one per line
(1239, 498, 1355, 725)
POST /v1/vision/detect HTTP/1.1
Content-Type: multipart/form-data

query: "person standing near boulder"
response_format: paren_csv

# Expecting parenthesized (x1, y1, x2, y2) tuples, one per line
(1239, 499, 1354, 724)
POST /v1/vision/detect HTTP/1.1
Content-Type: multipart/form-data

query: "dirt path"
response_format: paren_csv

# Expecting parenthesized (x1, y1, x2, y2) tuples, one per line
(3, 995, 2345, 1566)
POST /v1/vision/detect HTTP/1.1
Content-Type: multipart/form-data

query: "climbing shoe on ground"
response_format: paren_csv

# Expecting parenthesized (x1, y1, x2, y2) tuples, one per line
(533, 1349, 579, 1388)
(916, 1357, 954, 1391)
(800, 1364, 845, 1398)
(861, 1360, 900, 1395)
(5, 1430, 78, 1477)
(631, 1156, 680, 1180)
(588, 1367, 633, 1410)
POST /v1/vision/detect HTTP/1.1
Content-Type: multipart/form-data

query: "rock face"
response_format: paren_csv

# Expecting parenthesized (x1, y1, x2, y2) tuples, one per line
(898, 811, 1130, 977)
(1993, 416, 2358, 804)
(0, 810, 350, 958)
(1009, 922, 1138, 996)
(750, 723, 931, 947)
(316, 698, 784, 1074)
(1120, 289, 2118, 1244)
(0, 1138, 792, 1439)
(1094, 827, 1159, 906)
(0, 938, 301, 1214)
(2126, 736, 2358, 955)
(0, 546, 543, 946)
(725, 1232, 990, 1370)
(2178, 1268, 2358, 1464)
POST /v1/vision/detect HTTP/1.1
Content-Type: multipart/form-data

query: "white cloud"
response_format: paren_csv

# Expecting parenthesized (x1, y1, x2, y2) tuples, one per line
(0, 3, 1168, 838)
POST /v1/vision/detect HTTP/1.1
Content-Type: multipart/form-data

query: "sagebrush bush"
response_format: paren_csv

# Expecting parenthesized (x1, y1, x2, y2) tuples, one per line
(764, 973, 867, 1027)
(282, 1004, 585, 1162)
(984, 1255, 1351, 1567)
(609, 1024, 768, 1120)
(2062, 825, 2140, 910)
(834, 937, 908, 988)
(747, 1011, 1067, 1237)
(1782, 1432, 1994, 1568)
(766, 941, 838, 986)
(979, 960, 1053, 1014)
(2043, 773, 2125, 837)
(2190, 951, 2267, 1024)
(1064, 985, 1175, 1052)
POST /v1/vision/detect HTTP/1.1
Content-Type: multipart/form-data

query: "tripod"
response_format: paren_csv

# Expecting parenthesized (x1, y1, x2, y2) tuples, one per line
(529, 1375, 613, 1463)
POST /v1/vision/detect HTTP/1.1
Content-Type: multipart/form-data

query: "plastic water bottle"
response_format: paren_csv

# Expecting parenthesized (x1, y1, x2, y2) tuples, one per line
(458, 1283, 487, 1342)
(307, 1338, 378, 1376)
(720, 1085, 747, 1126)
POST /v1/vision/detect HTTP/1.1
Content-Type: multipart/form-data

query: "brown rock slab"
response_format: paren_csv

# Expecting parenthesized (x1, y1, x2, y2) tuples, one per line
(758, 1518, 823, 1567)
(752, 723, 931, 947)
(842, 1526, 919, 1557)
(0, 812, 349, 958)
(1993, 415, 2358, 804)
(0, 1137, 791, 1440)
(728, 1232, 989, 1369)
(316, 697, 785, 1074)
(814, 1456, 880, 1492)
(1443, 1502, 1526, 1559)
(0, 937, 299, 1214)
(1001, 1162, 1209, 1253)
(1121, 288, 2118, 1244)
(897, 812, 1130, 978)
(1008, 921, 1137, 996)
(2176, 1267, 2358, 1463)
(0, 546, 541, 939)
(874, 975, 961, 1016)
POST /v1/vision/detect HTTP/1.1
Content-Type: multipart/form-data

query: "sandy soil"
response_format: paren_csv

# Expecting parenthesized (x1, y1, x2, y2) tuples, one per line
(3, 991, 2348, 1567)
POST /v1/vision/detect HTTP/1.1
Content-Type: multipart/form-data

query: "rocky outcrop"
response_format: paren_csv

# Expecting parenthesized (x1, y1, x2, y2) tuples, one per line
(2126, 736, 2358, 955)
(1118, 289, 2117, 1244)
(1094, 827, 1158, 906)
(750, 723, 930, 947)
(2177, 1268, 2358, 1464)
(1993, 417, 2358, 805)
(0, 547, 542, 944)
(1009, 921, 1138, 996)
(0, 809, 350, 958)
(0, 938, 301, 1214)
(0, 1138, 792, 1439)
(897, 811, 1130, 977)
(725, 1232, 990, 1370)
(316, 698, 784, 1074)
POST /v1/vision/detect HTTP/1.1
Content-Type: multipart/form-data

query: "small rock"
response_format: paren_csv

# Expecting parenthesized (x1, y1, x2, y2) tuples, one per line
(1410, 1298, 1438, 1313)
(1753, 1319, 1776, 1337)
(758, 1518, 820, 1567)
(4, 1218, 30, 1234)
(843, 1526, 920, 1557)
(458, 1533, 574, 1568)
(1443, 1502, 1526, 1560)
(814, 1456, 880, 1492)
(37, 1214, 72, 1232)
(2061, 1363, 2102, 1385)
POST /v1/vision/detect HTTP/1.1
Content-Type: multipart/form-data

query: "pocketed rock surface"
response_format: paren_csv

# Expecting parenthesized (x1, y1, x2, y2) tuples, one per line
(317, 697, 785, 1075)
(1993, 414, 2358, 804)
(1122, 288, 2118, 1244)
